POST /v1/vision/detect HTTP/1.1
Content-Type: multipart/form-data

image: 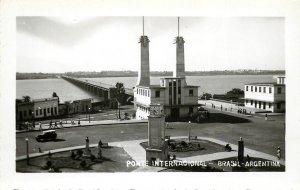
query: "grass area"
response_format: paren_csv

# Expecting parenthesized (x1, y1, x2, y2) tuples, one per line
(16, 146, 137, 173)
(140, 138, 225, 158)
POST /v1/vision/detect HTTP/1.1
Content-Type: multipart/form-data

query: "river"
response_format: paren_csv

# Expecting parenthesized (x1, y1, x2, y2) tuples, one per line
(16, 75, 276, 102)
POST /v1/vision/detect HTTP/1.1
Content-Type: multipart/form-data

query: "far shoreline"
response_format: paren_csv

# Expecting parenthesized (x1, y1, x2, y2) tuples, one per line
(16, 72, 285, 80)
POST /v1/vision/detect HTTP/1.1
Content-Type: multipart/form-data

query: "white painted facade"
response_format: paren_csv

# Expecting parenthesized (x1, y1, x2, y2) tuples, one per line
(244, 76, 285, 113)
(17, 97, 59, 121)
(135, 77, 199, 120)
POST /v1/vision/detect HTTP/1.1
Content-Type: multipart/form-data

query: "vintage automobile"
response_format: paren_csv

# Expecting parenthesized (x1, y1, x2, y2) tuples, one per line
(35, 130, 57, 142)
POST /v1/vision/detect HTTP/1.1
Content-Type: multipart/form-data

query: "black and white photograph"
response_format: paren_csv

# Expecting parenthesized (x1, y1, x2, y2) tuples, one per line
(15, 16, 286, 173)
(1, 0, 300, 189)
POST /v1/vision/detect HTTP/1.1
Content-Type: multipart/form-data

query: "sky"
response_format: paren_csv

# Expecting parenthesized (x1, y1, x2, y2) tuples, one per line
(16, 17, 285, 73)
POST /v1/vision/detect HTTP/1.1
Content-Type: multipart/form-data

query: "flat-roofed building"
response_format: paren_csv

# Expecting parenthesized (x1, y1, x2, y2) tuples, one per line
(17, 97, 59, 121)
(244, 76, 285, 113)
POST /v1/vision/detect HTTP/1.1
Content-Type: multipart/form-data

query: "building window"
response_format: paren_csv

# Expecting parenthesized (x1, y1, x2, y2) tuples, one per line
(255, 87, 257, 92)
(189, 106, 193, 114)
(246, 86, 248, 91)
(259, 101, 261, 108)
(178, 80, 181, 94)
(40, 109, 42, 115)
(29, 110, 32, 115)
(269, 87, 272, 93)
(36, 110, 38, 116)
(251, 86, 253, 92)
(169, 82, 172, 105)
(278, 87, 282, 94)
(277, 103, 281, 109)
(263, 87, 266, 93)
(55, 107, 57, 115)
(155, 90, 160, 98)
(259, 87, 261, 92)
(251, 100, 253, 105)
(24, 110, 27, 117)
(246, 100, 248, 104)
(173, 81, 177, 104)
(48, 108, 50, 113)
(189, 89, 194, 96)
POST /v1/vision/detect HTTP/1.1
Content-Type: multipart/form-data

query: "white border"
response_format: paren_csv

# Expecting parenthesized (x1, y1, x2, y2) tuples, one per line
(1, 0, 300, 189)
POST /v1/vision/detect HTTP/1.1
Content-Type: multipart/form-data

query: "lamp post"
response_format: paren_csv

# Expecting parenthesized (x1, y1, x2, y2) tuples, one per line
(88, 107, 91, 123)
(32, 111, 35, 130)
(25, 138, 29, 165)
(188, 121, 191, 143)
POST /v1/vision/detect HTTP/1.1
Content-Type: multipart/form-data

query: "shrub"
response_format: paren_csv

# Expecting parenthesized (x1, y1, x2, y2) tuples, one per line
(46, 160, 52, 168)
(70, 151, 76, 159)
(90, 154, 96, 161)
(76, 149, 83, 157)
(80, 160, 87, 168)
(180, 141, 187, 147)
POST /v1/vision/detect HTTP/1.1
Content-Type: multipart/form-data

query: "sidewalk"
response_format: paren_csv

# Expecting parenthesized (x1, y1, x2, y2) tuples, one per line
(16, 119, 148, 133)
(199, 99, 261, 115)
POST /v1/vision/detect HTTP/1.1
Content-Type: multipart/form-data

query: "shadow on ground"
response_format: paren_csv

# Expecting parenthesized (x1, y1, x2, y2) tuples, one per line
(200, 113, 251, 124)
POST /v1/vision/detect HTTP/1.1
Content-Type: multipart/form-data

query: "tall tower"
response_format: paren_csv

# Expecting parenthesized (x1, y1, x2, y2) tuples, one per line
(173, 17, 185, 78)
(137, 17, 150, 87)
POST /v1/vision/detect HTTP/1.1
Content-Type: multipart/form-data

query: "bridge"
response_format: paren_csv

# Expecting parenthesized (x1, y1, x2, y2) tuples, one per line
(61, 76, 134, 107)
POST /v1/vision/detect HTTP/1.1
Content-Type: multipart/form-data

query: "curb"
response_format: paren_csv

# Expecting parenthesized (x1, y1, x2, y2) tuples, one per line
(16, 120, 148, 134)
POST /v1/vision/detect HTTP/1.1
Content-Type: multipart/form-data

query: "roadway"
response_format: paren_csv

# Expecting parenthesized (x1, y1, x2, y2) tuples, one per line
(16, 107, 285, 160)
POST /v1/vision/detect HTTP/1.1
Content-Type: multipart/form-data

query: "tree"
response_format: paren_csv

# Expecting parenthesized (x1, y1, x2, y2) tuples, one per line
(52, 92, 60, 103)
(22, 96, 31, 103)
(226, 88, 244, 96)
(115, 82, 125, 119)
(200, 93, 212, 100)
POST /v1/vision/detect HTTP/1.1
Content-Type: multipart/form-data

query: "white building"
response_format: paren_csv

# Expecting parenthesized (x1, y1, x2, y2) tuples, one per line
(244, 76, 285, 113)
(17, 97, 59, 121)
(134, 18, 199, 120)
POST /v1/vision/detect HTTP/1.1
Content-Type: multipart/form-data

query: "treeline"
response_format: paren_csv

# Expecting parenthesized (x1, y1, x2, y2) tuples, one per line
(186, 70, 285, 76)
(16, 70, 285, 80)
(16, 72, 60, 80)
(65, 71, 172, 78)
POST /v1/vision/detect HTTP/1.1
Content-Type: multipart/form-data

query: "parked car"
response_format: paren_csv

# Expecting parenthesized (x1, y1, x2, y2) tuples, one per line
(36, 130, 57, 142)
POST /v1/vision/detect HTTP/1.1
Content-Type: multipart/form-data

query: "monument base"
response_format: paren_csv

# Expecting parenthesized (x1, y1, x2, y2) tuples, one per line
(146, 145, 169, 166)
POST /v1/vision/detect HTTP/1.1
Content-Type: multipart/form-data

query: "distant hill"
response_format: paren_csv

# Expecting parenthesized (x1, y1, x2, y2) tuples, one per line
(16, 70, 285, 80)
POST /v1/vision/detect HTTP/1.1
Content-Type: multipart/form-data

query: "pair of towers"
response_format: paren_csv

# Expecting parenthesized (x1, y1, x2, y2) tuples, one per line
(137, 17, 185, 87)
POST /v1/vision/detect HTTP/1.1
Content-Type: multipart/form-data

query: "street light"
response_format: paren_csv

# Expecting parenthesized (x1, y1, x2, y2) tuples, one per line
(188, 121, 191, 143)
(88, 107, 91, 123)
(25, 138, 29, 165)
(32, 111, 35, 130)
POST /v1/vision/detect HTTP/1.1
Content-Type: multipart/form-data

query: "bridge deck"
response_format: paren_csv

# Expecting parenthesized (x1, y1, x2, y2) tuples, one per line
(62, 76, 133, 96)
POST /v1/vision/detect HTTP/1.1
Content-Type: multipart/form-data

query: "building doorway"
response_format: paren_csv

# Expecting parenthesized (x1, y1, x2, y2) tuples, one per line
(170, 108, 180, 121)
